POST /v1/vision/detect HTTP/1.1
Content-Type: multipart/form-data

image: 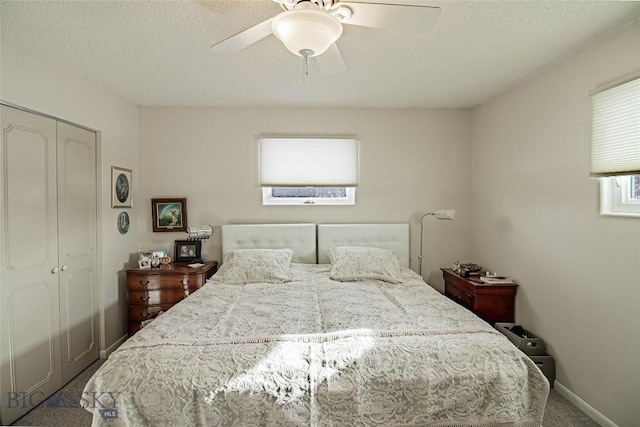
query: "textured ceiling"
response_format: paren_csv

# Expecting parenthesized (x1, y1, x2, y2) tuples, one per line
(1, 0, 639, 109)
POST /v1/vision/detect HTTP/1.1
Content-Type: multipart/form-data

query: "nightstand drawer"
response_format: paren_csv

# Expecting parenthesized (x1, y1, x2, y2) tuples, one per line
(129, 289, 188, 306)
(445, 283, 474, 309)
(127, 273, 203, 291)
(128, 305, 172, 322)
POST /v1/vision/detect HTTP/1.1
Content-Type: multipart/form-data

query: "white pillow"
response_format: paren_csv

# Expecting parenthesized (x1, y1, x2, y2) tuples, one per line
(329, 246, 403, 284)
(210, 248, 294, 284)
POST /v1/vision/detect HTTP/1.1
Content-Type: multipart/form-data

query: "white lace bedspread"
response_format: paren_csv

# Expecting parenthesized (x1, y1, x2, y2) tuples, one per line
(83, 264, 549, 426)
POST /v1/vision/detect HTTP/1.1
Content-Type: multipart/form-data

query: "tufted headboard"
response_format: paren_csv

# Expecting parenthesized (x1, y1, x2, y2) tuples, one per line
(221, 223, 316, 264)
(317, 224, 410, 268)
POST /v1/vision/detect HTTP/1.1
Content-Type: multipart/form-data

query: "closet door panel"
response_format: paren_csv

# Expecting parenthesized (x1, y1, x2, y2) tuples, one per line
(4, 112, 56, 271)
(0, 105, 62, 425)
(8, 282, 59, 392)
(56, 122, 98, 383)
(61, 268, 94, 361)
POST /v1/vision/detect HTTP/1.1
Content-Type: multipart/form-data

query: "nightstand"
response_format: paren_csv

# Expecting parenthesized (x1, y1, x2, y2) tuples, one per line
(126, 261, 218, 335)
(441, 268, 517, 324)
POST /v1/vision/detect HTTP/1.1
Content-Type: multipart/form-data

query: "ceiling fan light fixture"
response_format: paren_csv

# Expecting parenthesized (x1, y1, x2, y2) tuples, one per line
(271, 6, 343, 57)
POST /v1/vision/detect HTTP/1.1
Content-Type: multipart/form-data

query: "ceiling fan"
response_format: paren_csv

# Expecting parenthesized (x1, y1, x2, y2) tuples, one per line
(211, 0, 441, 76)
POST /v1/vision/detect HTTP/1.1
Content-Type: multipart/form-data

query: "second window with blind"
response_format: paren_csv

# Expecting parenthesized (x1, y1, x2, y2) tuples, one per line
(259, 137, 359, 205)
(591, 75, 640, 217)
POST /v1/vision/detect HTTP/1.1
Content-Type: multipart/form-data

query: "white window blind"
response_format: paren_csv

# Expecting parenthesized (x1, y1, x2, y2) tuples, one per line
(590, 77, 640, 177)
(259, 137, 359, 187)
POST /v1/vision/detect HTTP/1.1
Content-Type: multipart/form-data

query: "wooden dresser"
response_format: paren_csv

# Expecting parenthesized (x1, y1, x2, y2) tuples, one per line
(126, 261, 218, 335)
(441, 268, 517, 324)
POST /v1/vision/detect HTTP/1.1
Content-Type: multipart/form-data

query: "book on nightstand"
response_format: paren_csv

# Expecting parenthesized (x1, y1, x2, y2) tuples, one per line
(480, 276, 515, 285)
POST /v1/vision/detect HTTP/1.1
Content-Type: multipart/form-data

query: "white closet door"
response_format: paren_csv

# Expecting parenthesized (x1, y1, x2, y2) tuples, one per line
(57, 122, 98, 383)
(0, 105, 63, 424)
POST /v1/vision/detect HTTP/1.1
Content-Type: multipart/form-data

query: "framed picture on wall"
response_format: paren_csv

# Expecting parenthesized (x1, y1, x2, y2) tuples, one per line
(111, 166, 133, 208)
(151, 198, 188, 232)
(117, 211, 130, 234)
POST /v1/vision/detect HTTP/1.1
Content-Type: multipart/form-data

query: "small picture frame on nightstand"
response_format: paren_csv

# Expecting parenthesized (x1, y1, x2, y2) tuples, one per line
(174, 240, 201, 263)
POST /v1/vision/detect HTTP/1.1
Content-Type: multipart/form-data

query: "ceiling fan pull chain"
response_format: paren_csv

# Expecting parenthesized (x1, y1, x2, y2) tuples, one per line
(300, 48, 313, 86)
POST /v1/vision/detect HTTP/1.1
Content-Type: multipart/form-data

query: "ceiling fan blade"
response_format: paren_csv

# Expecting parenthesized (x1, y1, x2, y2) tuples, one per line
(337, 2, 440, 34)
(315, 43, 347, 76)
(211, 17, 275, 54)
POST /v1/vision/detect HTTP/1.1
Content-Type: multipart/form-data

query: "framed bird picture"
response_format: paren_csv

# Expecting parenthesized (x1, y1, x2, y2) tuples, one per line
(151, 198, 187, 232)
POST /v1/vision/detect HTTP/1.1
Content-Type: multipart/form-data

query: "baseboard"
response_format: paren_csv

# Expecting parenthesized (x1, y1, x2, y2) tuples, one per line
(100, 333, 127, 359)
(554, 381, 619, 427)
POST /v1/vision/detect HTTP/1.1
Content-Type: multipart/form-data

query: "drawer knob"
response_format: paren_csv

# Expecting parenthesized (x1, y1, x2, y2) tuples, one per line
(139, 280, 149, 286)
(141, 312, 149, 319)
(140, 295, 150, 302)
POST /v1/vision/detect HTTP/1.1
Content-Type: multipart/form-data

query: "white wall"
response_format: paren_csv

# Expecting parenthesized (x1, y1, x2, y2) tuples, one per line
(471, 20, 640, 426)
(1, 36, 140, 350)
(138, 107, 471, 288)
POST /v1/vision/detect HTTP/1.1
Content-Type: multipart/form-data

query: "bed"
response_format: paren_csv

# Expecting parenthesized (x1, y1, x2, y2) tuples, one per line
(82, 223, 549, 426)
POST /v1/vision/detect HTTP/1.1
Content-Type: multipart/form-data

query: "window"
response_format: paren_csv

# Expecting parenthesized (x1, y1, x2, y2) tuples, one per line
(590, 76, 640, 217)
(262, 187, 355, 205)
(259, 137, 358, 206)
(600, 175, 640, 217)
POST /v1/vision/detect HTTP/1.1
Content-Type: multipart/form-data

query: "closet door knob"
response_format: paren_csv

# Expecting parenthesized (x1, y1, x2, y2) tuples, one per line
(61, 265, 68, 271)
(51, 267, 59, 274)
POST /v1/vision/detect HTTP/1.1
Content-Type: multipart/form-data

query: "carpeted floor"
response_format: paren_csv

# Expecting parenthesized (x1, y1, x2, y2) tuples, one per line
(12, 359, 601, 426)
(543, 390, 601, 427)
